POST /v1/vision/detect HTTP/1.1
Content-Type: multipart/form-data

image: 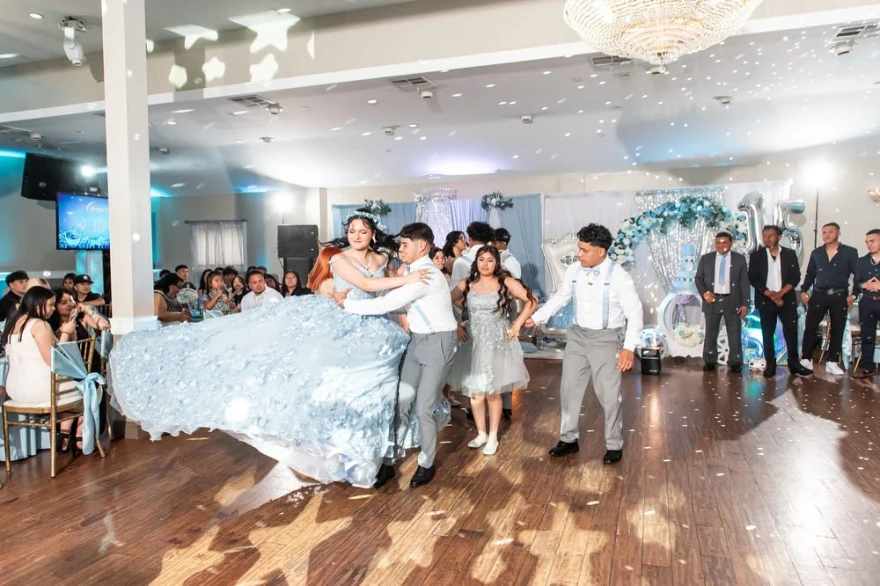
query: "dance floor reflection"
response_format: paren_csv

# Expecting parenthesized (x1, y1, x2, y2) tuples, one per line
(1, 360, 878, 585)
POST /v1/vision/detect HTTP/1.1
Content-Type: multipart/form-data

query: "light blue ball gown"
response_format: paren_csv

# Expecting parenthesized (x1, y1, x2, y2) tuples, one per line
(109, 259, 449, 488)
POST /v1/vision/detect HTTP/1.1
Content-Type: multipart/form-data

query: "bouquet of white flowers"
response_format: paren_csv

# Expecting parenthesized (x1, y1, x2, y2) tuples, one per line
(177, 288, 199, 308)
(480, 191, 513, 211)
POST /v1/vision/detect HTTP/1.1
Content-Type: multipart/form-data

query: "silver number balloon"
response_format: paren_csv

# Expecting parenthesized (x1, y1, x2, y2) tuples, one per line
(736, 192, 765, 254)
(774, 200, 806, 264)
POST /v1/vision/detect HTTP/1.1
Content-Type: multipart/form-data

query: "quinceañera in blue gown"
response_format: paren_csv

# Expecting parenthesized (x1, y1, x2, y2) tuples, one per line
(110, 262, 412, 488)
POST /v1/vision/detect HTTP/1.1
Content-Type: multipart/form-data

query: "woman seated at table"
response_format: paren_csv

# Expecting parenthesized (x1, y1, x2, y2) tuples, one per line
(48, 289, 111, 340)
(154, 273, 190, 325)
(1, 287, 81, 451)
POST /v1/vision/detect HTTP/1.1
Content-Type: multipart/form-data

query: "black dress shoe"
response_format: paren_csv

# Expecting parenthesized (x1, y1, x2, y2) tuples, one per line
(502, 408, 512, 420)
(790, 364, 813, 377)
(603, 450, 623, 465)
(465, 408, 474, 422)
(728, 362, 742, 371)
(853, 368, 875, 379)
(763, 368, 776, 378)
(703, 363, 716, 371)
(410, 465, 435, 487)
(548, 440, 579, 457)
(373, 464, 395, 488)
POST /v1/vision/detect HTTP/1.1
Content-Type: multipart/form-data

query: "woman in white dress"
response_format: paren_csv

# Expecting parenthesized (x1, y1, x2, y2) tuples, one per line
(2, 287, 80, 451)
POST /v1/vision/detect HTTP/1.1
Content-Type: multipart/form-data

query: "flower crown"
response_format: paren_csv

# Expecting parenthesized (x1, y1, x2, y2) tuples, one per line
(343, 211, 386, 232)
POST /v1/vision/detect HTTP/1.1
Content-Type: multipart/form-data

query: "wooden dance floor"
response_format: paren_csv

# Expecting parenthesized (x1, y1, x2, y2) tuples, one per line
(2, 360, 879, 585)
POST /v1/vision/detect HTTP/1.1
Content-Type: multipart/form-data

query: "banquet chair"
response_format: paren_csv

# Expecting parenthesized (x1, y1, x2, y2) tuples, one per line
(853, 325, 880, 372)
(2, 341, 107, 479)
(817, 319, 831, 364)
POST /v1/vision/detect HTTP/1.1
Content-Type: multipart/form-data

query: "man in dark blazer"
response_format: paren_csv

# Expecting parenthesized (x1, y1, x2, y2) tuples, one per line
(694, 232, 750, 371)
(748, 225, 814, 378)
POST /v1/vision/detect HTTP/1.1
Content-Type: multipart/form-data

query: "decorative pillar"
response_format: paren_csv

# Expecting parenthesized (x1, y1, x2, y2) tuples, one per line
(102, 0, 157, 334)
(415, 188, 456, 247)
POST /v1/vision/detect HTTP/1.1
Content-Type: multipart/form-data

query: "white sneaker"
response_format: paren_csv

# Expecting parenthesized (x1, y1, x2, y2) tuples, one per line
(468, 434, 488, 449)
(800, 359, 813, 371)
(483, 438, 499, 455)
(825, 362, 845, 376)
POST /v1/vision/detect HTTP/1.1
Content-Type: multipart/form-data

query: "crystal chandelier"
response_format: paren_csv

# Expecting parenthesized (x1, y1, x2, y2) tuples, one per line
(563, 0, 765, 66)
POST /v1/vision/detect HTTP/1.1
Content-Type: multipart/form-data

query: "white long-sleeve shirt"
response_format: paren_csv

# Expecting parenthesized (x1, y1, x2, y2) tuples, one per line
(239, 288, 283, 311)
(344, 255, 457, 334)
(531, 258, 643, 351)
(449, 245, 480, 291)
(501, 250, 522, 279)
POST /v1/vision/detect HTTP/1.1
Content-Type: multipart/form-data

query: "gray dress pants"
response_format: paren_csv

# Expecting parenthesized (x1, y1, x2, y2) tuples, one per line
(559, 326, 624, 450)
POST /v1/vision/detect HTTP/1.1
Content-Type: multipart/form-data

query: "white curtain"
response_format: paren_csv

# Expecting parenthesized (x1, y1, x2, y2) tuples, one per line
(189, 221, 246, 271)
(449, 197, 487, 232)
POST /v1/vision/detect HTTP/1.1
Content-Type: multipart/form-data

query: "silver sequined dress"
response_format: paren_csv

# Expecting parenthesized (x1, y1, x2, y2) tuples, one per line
(448, 291, 530, 396)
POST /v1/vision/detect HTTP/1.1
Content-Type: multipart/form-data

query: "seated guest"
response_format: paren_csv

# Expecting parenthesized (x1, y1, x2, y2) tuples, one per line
(158, 269, 172, 279)
(0, 270, 28, 321)
(204, 270, 234, 314)
(176, 264, 196, 290)
(256, 266, 268, 276)
(73, 275, 106, 307)
(154, 273, 191, 325)
(48, 289, 111, 341)
(231, 275, 248, 306)
(2, 287, 81, 450)
(265, 274, 281, 293)
(222, 266, 239, 293)
(240, 270, 283, 311)
(196, 269, 212, 295)
(62, 273, 77, 294)
(281, 270, 311, 297)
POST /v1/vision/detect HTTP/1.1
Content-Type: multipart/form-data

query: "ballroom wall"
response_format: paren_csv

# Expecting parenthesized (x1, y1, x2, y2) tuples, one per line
(323, 156, 880, 249)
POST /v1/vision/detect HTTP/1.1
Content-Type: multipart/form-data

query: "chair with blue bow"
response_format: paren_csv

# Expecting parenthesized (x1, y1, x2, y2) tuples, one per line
(96, 329, 115, 440)
(2, 339, 107, 479)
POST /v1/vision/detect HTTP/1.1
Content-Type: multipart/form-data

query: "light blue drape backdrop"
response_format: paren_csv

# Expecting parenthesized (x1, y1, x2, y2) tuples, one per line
(331, 194, 545, 299)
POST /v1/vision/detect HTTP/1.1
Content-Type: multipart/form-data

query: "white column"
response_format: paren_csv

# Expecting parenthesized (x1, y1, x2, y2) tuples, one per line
(102, 0, 157, 334)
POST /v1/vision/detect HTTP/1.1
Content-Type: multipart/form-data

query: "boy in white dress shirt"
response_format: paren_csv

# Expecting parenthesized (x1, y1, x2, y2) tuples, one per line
(526, 224, 643, 464)
(337, 223, 459, 488)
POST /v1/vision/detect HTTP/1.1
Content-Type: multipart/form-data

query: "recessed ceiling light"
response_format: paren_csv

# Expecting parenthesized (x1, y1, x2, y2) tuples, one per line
(231, 110, 249, 116)
(512, 155, 519, 159)
(172, 183, 185, 188)
(541, 106, 548, 111)
(498, 101, 507, 105)
(277, 8, 293, 13)
(331, 127, 342, 131)
(166, 120, 177, 125)
(452, 93, 462, 98)
(362, 131, 372, 136)
(543, 71, 552, 75)
(29, 12, 43, 20)
(234, 139, 243, 143)
(409, 124, 419, 128)
(0, 53, 20, 59)
(419, 136, 427, 141)
(173, 108, 194, 114)
(367, 99, 378, 104)
(394, 136, 403, 141)
(485, 84, 495, 88)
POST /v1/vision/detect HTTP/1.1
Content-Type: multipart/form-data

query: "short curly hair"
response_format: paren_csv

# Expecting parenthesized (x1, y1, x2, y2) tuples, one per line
(576, 223, 613, 251)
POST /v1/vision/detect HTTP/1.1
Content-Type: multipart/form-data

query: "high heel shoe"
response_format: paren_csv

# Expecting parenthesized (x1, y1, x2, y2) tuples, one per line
(57, 420, 81, 456)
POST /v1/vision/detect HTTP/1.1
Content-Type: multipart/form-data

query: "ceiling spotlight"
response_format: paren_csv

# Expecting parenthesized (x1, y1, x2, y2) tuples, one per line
(647, 64, 668, 75)
(714, 95, 732, 106)
(231, 110, 248, 116)
(172, 183, 185, 188)
(419, 89, 434, 99)
(367, 99, 379, 105)
(80, 165, 95, 178)
(158, 147, 170, 155)
(29, 12, 43, 19)
(59, 18, 87, 67)
(382, 126, 398, 136)
(267, 102, 283, 115)
(832, 41, 854, 56)
(260, 136, 273, 143)
(521, 114, 534, 125)
(277, 8, 293, 13)
(0, 53, 20, 59)
(409, 124, 419, 128)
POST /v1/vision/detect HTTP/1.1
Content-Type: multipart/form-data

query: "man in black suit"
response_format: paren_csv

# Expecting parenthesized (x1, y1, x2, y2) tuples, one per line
(694, 232, 750, 371)
(748, 225, 814, 378)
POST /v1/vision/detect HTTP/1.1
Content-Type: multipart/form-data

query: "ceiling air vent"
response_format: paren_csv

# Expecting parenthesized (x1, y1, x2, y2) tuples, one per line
(227, 95, 276, 108)
(833, 23, 880, 39)
(390, 76, 436, 91)
(591, 55, 633, 69)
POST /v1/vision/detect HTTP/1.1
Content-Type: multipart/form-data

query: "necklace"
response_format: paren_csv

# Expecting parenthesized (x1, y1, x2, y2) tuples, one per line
(348, 251, 371, 271)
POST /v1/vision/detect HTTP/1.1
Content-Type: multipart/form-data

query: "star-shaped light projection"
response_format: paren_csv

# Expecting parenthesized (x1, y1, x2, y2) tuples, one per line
(228, 11, 301, 53)
(168, 64, 188, 89)
(165, 24, 219, 50)
(250, 53, 278, 84)
(202, 57, 226, 83)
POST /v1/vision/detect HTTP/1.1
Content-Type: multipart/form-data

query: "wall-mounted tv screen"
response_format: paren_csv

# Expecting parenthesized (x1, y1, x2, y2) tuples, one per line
(56, 192, 110, 250)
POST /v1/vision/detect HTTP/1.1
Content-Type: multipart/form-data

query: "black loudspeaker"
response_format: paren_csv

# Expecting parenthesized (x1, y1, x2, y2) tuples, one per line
(640, 348, 662, 375)
(278, 225, 318, 258)
(21, 153, 63, 200)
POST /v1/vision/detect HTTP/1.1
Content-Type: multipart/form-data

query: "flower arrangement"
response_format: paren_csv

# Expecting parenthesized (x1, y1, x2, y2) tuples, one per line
(344, 210, 386, 231)
(609, 196, 747, 267)
(176, 288, 199, 308)
(363, 199, 391, 216)
(480, 191, 514, 211)
(672, 322, 705, 347)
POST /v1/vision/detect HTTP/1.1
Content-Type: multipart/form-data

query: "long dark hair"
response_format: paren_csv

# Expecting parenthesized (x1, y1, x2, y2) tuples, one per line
(462, 245, 536, 316)
(324, 210, 399, 257)
(2, 286, 56, 345)
(47, 288, 77, 333)
(430, 247, 450, 276)
(198, 269, 213, 292)
(442, 230, 465, 258)
(281, 270, 308, 296)
(155, 273, 183, 295)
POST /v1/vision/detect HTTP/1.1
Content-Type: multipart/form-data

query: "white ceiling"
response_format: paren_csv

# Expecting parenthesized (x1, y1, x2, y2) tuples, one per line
(2, 20, 879, 195)
(0, 0, 423, 66)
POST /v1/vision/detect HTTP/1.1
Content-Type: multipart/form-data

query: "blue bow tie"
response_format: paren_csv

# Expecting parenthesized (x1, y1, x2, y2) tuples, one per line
(583, 267, 601, 277)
